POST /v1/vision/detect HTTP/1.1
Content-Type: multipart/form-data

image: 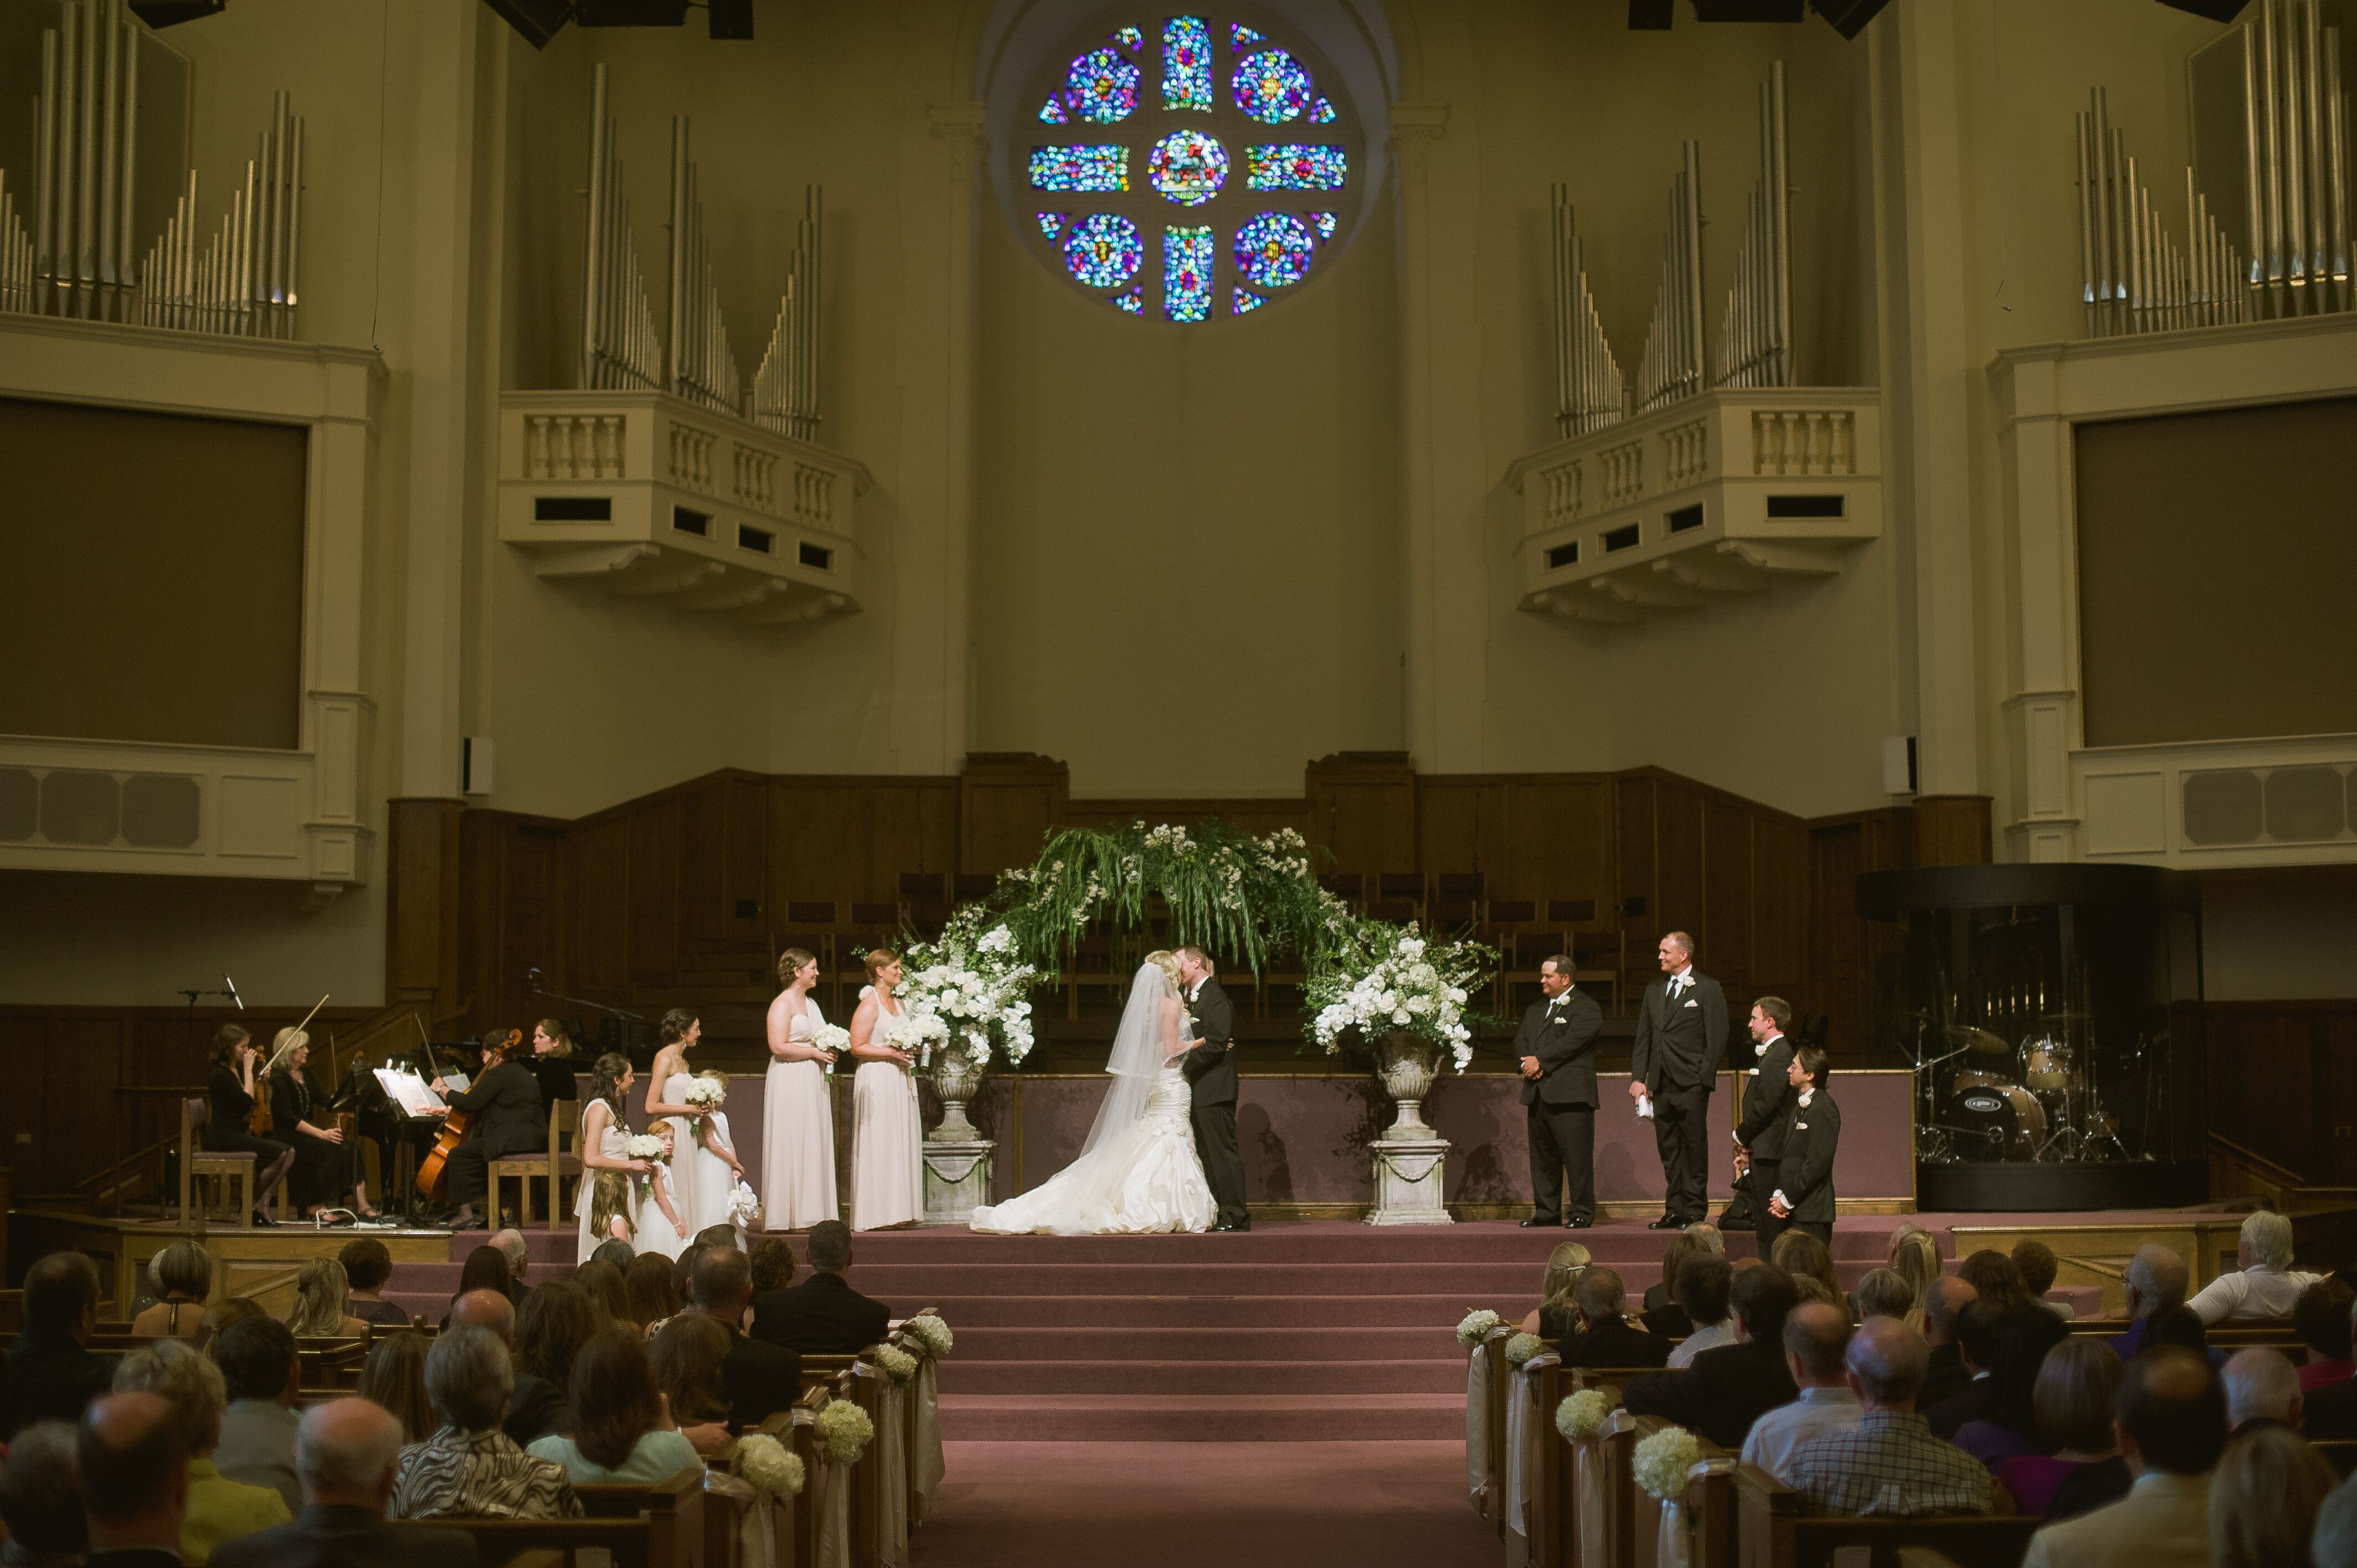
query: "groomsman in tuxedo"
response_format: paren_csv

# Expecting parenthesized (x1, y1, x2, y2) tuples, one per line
(1518, 955, 1603, 1229)
(1176, 947, 1249, 1232)
(1732, 997, 1797, 1252)
(1627, 931, 1728, 1229)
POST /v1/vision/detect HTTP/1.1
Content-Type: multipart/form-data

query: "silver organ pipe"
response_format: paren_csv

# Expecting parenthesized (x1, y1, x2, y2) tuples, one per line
(752, 185, 826, 440)
(1716, 61, 1794, 389)
(2074, 86, 2255, 337)
(2239, 0, 2351, 318)
(663, 116, 743, 416)
(575, 64, 665, 391)
(1545, 184, 1623, 438)
(1635, 140, 1705, 415)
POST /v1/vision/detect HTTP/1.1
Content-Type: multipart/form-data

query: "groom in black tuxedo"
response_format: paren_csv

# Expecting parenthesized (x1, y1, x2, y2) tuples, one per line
(1627, 930, 1728, 1229)
(1517, 955, 1602, 1229)
(1176, 947, 1248, 1231)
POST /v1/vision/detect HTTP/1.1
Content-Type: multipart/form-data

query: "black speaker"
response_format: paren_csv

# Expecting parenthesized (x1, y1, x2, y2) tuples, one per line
(575, 0, 686, 24)
(1809, 0, 1893, 38)
(1691, 0, 1805, 18)
(127, 0, 225, 24)
(708, 0, 753, 39)
(2153, 0, 2252, 18)
(1629, 0, 1675, 29)
(481, 0, 572, 49)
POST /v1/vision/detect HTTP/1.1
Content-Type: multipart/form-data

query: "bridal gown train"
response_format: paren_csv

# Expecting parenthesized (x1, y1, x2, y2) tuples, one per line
(968, 1065, 1217, 1236)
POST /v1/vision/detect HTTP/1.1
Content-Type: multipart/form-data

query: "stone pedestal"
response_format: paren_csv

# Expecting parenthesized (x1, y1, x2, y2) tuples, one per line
(922, 1139, 994, 1225)
(1367, 1135, 1453, 1225)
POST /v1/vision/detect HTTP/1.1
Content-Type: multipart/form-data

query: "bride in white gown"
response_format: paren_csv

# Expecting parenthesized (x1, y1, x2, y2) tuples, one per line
(969, 951, 1218, 1236)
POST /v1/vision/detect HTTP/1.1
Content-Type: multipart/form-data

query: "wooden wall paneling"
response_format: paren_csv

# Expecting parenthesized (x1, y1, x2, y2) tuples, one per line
(384, 798, 463, 1020)
(1911, 795, 1994, 866)
(724, 776, 769, 936)
(2206, 1007, 2319, 1179)
(456, 811, 507, 1040)
(2327, 1011, 2357, 1185)
(771, 781, 868, 911)
(1063, 798, 1311, 841)
(575, 817, 632, 994)
(1499, 778, 1616, 916)
(1702, 796, 1754, 987)
(1414, 780, 1491, 881)
(1751, 815, 1808, 997)
(1615, 774, 1657, 943)
(500, 821, 573, 1033)
(1653, 779, 1707, 951)
(0, 1018, 47, 1195)
(43, 1017, 123, 1194)
(1304, 753, 1417, 885)
(627, 799, 683, 983)
(682, 780, 730, 944)
(960, 755, 1070, 876)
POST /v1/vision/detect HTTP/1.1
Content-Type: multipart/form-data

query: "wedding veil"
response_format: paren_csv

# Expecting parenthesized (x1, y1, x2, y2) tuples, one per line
(1075, 962, 1181, 1162)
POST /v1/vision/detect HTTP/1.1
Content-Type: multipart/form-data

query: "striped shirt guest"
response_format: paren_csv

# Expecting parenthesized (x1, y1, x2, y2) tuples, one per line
(389, 1327, 581, 1523)
(1785, 1318, 1994, 1518)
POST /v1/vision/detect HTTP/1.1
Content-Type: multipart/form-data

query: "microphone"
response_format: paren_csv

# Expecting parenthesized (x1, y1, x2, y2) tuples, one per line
(223, 974, 244, 1010)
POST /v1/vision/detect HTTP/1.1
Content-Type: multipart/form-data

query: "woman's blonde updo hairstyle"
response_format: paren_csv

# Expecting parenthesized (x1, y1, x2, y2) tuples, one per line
(863, 949, 899, 982)
(1144, 950, 1184, 993)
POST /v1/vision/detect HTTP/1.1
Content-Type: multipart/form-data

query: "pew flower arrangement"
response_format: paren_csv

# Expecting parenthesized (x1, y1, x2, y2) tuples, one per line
(895, 911, 1039, 1067)
(1632, 1425, 1703, 1501)
(904, 1313, 954, 1358)
(874, 1344, 919, 1386)
(816, 1399, 874, 1464)
(1555, 1389, 1610, 1443)
(1504, 1332, 1545, 1368)
(1455, 1308, 1504, 1349)
(1305, 920, 1496, 1070)
(732, 1433, 806, 1500)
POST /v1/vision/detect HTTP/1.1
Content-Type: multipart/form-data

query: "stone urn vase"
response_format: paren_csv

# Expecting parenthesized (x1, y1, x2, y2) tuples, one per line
(920, 1045, 995, 1225)
(1367, 1030, 1453, 1226)
(924, 1047, 987, 1143)
(1375, 1029, 1443, 1139)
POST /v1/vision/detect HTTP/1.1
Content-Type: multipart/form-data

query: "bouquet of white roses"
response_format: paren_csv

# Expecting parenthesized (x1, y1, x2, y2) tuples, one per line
(894, 911, 1038, 1068)
(1305, 918, 1496, 1072)
(626, 1133, 667, 1162)
(884, 1012, 949, 1067)
(727, 1179, 762, 1230)
(682, 1078, 724, 1111)
(810, 1023, 850, 1075)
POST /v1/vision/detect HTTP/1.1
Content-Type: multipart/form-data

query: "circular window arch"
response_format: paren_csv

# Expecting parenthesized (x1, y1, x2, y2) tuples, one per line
(1012, 14, 1366, 323)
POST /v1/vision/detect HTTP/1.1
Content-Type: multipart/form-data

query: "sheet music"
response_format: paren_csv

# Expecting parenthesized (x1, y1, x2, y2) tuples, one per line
(373, 1068, 447, 1120)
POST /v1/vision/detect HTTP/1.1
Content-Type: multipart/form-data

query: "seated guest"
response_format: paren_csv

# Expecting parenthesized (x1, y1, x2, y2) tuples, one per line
(625, 1254, 680, 1336)
(2109, 1245, 2192, 1359)
(2296, 1281, 2357, 1392)
(2310, 1302, 2357, 1439)
(338, 1240, 410, 1329)
(214, 1399, 478, 1568)
(2315, 1473, 2357, 1568)
(1998, 1337, 2127, 1515)
(439, 1250, 514, 1329)
(748, 1238, 797, 1314)
(1622, 1265, 1800, 1451)
(446, 1291, 564, 1446)
(1554, 1268, 1672, 1369)
(1517, 1242, 1591, 1338)
(527, 1328, 703, 1484)
(389, 1328, 580, 1521)
(2221, 1347, 2302, 1436)
(516, 1285, 599, 1418)
(590, 1239, 638, 1275)
(2014, 1239, 2076, 1319)
(1954, 1307, 2071, 1468)
(356, 1335, 433, 1446)
(751, 1221, 891, 1356)
(2210, 1424, 2337, 1568)
(1785, 1317, 1994, 1517)
(78, 1391, 189, 1568)
(2147, 1305, 2222, 1370)
(573, 1258, 631, 1327)
(7, 1253, 115, 1440)
(109, 1339, 290, 1561)
(1637, 1227, 1717, 1338)
(282, 1261, 367, 1341)
(2021, 1347, 2227, 1568)
(693, 1224, 740, 1255)
(1853, 1268, 1916, 1328)
(1665, 1258, 1735, 1369)
(2189, 1211, 2322, 1326)
(490, 1231, 531, 1307)
(1888, 1225, 1944, 1330)
(1957, 1249, 2034, 1314)
(649, 1317, 735, 1458)
(1917, 1277, 1978, 1410)
(1926, 1298, 2003, 1438)
(1771, 1230, 1841, 1306)
(687, 1247, 799, 1430)
(0, 1420, 89, 1568)
(133, 1242, 212, 1339)
(1739, 1302, 1860, 1482)
(195, 1299, 266, 1359)
(211, 1319, 302, 1508)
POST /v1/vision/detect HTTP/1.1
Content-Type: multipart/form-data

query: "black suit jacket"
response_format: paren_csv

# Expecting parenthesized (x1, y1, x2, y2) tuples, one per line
(503, 1370, 568, 1446)
(1620, 1337, 1797, 1452)
(750, 1273, 892, 1357)
(447, 1059, 547, 1158)
(216, 1505, 481, 1568)
(1179, 977, 1237, 1107)
(1515, 991, 1602, 1109)
(1926, 1374, 1991, 1440)
(1556, 1318, 1673, 1370)
(1735, 1035, 1798, 1157)
(2305, 1379, 2357, 1440)
(1630, 972, 1730, 1097)
(4, 1330, 115, 1439)
(720, 1323, 802, 1432)
(1916, 1342, 1971, 1411)
(1771, 1090, 1840, 1223)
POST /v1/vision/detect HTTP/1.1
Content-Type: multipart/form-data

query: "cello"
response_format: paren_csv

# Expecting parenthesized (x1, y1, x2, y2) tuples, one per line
(415, 1028, 522, 1203)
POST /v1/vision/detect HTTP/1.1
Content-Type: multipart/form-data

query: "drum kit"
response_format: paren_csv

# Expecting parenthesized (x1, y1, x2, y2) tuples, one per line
(1912, 1012, 2132, 1165)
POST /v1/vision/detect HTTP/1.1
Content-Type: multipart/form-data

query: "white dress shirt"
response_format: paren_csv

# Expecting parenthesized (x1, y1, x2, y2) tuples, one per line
(1666, 1319, 1735, 1369)
(2186, 1262, 2323, 1324)
(1740, 1385, 1863, 1482)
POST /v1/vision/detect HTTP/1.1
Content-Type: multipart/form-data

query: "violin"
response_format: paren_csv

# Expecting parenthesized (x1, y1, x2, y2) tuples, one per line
(415, 1027, 522, 1203)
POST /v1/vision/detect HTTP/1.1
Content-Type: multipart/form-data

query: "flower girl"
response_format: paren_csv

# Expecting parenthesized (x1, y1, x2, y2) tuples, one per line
(632, 1121, 692, 1257)
(681, 1069, 748, 1231)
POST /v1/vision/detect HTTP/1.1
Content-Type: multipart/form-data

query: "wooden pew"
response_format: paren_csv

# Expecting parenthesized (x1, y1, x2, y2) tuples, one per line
(1504, 1351, 1560, 1568)
(397, 1466, 703, 1568)
(713, 1411, 809, 1568)
(491, 1550, 565, 1568)
(1468, 1327, 1510, 1530)
(1626, 1419, 1736, 1568)
(1733, 1462, 2039, 1568)
(786, 1384, 830, 1568)
(1894, 1552, 1964, 1568)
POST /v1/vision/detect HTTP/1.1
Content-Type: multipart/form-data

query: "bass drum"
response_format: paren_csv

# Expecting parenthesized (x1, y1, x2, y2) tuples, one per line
(1941, 1084, 2049, 1162)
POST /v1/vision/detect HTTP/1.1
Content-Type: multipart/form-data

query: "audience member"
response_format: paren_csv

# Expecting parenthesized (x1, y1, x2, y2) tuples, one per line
(2221, 1347, 2302, 1436)
(282, 1261, 367, 1340)
(0, 1421, 89, 1568)
(2021, 1346, 2227, 1568)
(7, 1254, 114, 1441)
(1852, 1268, 1916, 1327)
(194, 1300, 266, 1359)
(1622, 1265, 1800, 1451)
(590, 1240, 637, 1276)
(1953, 1307, 2071, 1468)
(572, 1259, 630, 1327)
(516, 1285, 599, 1413)
(1955, 1249, 2033, 1314)
(1517, 1242, 1591, 1338)
(1771, 1230, 1841, 1305)
(1740, 1302, 1860, 1481)
(132, 1242, 212, 1339)
(2190, 1211, 2321, 1325)
(2146, 1306, 2218, 1366)
(2310, 1303, 2357, 1439)
(1784, 1318, 1994, 1517)
(2013, 1239, 2075, 1319)
(108, 1338, 290, 1561)
(647, 1317, 733, 1458)
(687, 1247, 799, 1430)
(2209, 1425, 2337, 1568)
(211, 1319, 301, 1508)
(2297, 1281, 2357, 1391)
(337, 1241, 409, 1330)
(441, 1252, 513, 1329)
(1916, 1277, 1978, 1410)
(750, 1221, 890, 1356)
(1996, 1337, 2126, 1515)
(446, 1291, 564, 1446)
(355, 1337, 432, 1447)
(693, 1225, 739, 1255)
(1665, 1257, 1736, 1369)
(1926, 1298, 2004, 1439)
(1553, 1269, 1672, 1368)
(2315, 1473, 2357, 1568)
(1637, 1227, 1717, 1337)
(1888, 1225, 1944, 1323)
(489, 1232, 531, 1307)
(749, 1238, 796, 1297)
(527, 1328, 703, 1484)
(624, 1255, 678, 1335)
(78, 1391, 187, 1568)
(671, 1247, 706, 1313)
(213, 1398, 478, 1568)
(389, 1328, 580, 1521)
(2109, 1245, 2191, 1360)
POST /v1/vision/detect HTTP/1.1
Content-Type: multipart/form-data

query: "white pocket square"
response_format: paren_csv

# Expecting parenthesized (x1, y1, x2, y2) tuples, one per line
(1682, 999, 1698, 1009)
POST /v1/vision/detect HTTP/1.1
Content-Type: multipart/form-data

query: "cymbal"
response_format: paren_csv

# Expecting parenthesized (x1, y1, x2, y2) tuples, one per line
(1946, 1024, 2013, 1056)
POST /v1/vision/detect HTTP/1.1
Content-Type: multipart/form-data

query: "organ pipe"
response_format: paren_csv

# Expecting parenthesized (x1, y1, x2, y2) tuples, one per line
(1716, 61, 1794, 389)
(1635, 140, 1706, 415)
(575, 63, 665, 391)
(665, 116, 743, 416)
(2074, 85, 2255, 337)
(752, 185, 826, 440)
(1546, 184, 1623, 437)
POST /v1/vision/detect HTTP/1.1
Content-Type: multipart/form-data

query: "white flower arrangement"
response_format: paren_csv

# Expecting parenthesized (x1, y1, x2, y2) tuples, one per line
(1307, 920, 1496, 1072)
(1455, 1308, 1504, 1349)
(815, 1398, 873, 1464)
(873, 1344, 919, 1385)
(1555, 1389, 1610, 1443)
(904, 1313, 953, 1358)
(1632, 1425, 1702, 1501)
(682, 1078, 725, 1110)
(727, 1179, 762, 1230)
(732, 1432, 805, 1500)
(895, 912, 1039, 1068)
(810, 1023, 851, 1076)
(626, 1134, 667, 1161)
(884, 1012, 949, 1067)
(1504, 1332, 1545, 1368)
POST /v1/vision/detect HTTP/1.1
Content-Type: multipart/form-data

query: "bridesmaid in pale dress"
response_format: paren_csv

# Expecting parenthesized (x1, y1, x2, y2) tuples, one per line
(762, 948, 840, 1229)
(848, 950, 924, 1231)
(574, 1054, 655, 1263)
(643, 1009, 707, 1239)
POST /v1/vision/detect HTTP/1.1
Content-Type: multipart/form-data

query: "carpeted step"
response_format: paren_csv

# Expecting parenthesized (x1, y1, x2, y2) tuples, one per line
(936, 1358, 1467, 1396)
(842, 1260, 1572, 1295)
(937, 1392, 1465, 1442)
(951, 1324, 1459, 1361)
(908, 1292, 1534, 1329)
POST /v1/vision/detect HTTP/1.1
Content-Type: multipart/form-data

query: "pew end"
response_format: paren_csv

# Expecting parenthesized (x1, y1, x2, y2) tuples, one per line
(1733, 1462, 2040, 1568)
